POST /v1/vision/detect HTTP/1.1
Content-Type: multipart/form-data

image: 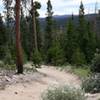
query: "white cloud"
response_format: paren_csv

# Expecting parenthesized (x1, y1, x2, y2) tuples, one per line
(36, 0, 100, 17)
(0, 0, 100, 17)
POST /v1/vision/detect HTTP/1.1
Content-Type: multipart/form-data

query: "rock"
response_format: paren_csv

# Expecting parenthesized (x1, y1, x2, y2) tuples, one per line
(14, 92, 18, 94)
(5, 76, 11, 82)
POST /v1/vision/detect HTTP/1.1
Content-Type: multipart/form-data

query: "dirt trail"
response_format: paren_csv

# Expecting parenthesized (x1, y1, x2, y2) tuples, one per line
(0, 65, 99, 100)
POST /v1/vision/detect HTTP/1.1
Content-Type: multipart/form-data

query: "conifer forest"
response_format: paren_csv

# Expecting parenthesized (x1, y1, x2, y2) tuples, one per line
(0, 0, 100, 100)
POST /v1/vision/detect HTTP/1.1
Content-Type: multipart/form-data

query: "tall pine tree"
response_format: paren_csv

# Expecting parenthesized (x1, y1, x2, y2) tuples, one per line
(45, 0, 53, 51)
(64, 15, 77, 63)
(77, 1, 96, 63)
(77, 1, 87, 64)
(15, 0, 23, 74)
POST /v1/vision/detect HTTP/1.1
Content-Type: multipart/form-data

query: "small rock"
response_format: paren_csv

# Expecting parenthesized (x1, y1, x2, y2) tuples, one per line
(14, 92, 18, 94)
(5, 76, 11, 82)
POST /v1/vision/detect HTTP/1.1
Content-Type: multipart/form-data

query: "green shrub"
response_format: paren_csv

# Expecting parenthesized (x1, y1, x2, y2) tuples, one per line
(91, 54, 100, 73)
(82, 74, 100, 93)
(4, 49, 14, 65)
(5, 64, 16, 70)
(42, 86, 86, 100)
(0, 46, 6, 60)
(48, 40, 66, 66)
(32, 50, 42, 68)
(71, 48, 86, 66)
(3, 46, 17, 65)
(0, 60, 16, 70)
(0, 61, 5, 68)
(22, 50, 28, 64)
(2, 47, 16, 70)
(9, 45, 16, 62)
(73, 67, 90, 78)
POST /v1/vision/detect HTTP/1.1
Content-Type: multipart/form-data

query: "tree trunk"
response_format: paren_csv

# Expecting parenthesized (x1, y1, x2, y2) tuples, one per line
(15, 0, 23, 74)
(33, 6, 38, 52)
(30, 0, 38, 60)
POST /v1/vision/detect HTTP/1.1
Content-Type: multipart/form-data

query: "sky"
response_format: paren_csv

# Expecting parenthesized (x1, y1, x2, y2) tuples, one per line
(0, 0, 100, 17)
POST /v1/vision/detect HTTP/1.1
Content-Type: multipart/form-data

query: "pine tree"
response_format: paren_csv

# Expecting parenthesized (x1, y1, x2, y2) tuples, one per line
(79, 1, 84, 19)
(29, 0, 41, 60)
(48, 39, 65, 66)
(32, 0, 38, 51)
(77, 1, 88, 63)
(15, 0, 23, 74)
(63, 14, 78, 63)
(0, 13, 7, 59)
(77, 2, 96, 63)
(34, 1, 42, 51)
(20, 7, 29, 61)
(85, 22, 96, 62)
(29, 0, 42, 67)
(3, 0, 14, 46)
(44, 0, 54, 63)
(78, 2, 96, 63)
(45, 0, 53, 51)
(71, 48, 86, 66)
(78, 1, 87, 47)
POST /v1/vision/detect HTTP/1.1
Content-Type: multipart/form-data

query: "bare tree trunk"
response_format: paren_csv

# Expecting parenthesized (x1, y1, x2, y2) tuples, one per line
(33, 5, 38, 52)
(30, 0, 38, 60)
(15, 0, 23, 74)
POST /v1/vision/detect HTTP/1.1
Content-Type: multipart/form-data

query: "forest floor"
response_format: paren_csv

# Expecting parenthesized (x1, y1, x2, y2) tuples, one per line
(0, 65, 100, 100)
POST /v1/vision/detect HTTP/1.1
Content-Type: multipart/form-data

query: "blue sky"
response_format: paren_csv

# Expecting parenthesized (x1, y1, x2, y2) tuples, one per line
(0, 0, 100, 17)
(0, 1, 3, 12)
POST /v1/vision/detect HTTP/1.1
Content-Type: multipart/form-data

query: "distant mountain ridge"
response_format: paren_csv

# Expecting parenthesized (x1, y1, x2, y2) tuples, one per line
(39, 13, 97, 30)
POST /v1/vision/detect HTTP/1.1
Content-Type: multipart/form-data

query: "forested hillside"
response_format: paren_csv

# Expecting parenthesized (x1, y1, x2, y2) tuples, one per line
(0, 0, 100, 72)
(39, 14, 97, 28)
(0, 0, 100, 100)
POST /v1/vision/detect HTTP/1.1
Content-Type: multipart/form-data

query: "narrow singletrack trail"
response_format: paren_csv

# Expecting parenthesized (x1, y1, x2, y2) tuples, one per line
(0, 65, 99, 100)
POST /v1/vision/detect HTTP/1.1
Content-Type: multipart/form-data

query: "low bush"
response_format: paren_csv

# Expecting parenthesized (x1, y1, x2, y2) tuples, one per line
(5, 64, 16, 70)
(73, 67, 90, 79)
(91, 54, 100, 73)
(71, 48, 86, 66)
(42, 86, 86, 100)
(0, 61, 5, 68)
(4, 51, 14, 65)
(0, 60, 16, 70)
(32, 50, 42, 68)
(82, 74, 100, 93)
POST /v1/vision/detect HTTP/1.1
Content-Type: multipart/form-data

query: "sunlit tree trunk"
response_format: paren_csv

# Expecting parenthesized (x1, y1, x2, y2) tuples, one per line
(15, 0, 23, 74)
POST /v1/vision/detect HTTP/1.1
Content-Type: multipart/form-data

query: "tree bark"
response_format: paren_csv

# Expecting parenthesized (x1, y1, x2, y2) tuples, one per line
(15, 0, 23, 74)
(30, 0, 38, 60)
(32, 0, 38, 51)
